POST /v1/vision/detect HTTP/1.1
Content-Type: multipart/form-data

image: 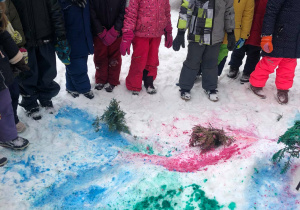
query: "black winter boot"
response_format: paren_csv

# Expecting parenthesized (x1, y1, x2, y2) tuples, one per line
(144, 75, 157, 94)
(227, 66, 240, 79)
(0, 157, 7, 167)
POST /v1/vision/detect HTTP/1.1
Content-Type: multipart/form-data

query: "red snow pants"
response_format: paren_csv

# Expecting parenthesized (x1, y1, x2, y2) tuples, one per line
(94, 37, 122, 86)
(126, 37, 161, 91)
(250, 56, 297, 90)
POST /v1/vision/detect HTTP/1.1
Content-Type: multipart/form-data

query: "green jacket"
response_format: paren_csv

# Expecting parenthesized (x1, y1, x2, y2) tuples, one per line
(5, 0, 26, 47)
(177, 0, 235, 45)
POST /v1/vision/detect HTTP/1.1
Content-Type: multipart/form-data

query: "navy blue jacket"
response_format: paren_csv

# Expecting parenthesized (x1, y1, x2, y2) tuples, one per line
(59, 0, 94, 58)
(262, 0, 300, 58)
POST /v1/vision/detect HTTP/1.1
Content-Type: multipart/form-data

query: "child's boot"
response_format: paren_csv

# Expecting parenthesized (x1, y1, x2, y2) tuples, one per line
(227, 66, 240, 79)
(0, 157, 7, 167)
(277, 89, 289, 104)
(144, 75, 157, 94)
(249, 84, 266, 99)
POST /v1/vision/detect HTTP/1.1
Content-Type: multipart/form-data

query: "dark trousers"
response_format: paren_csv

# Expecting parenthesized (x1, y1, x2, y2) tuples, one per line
(0, 89, 18, 142)
(179, 42, 222, 91)
(8, 78, 19, 124)
(66, 56, 91, 94)
(228, 44, 261, 76)
(19, 42, 60, 110)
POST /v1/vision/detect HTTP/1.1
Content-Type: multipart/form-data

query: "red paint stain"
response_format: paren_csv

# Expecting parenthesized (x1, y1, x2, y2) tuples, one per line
(123, 143, 252, 173)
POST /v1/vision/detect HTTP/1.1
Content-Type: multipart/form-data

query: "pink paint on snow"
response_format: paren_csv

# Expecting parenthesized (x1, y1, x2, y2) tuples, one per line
(123, 139, 256, 173)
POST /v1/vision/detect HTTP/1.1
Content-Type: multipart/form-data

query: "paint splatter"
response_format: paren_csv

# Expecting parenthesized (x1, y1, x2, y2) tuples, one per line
(246, 159, 299, 209)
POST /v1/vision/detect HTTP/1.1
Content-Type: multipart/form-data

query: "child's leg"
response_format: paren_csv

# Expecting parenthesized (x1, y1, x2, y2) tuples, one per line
(107, 37, 122, 86)
(66, 56, 91, 94)
(0, 89, 18, 142)
(126, 37, 150, 91)
(275, 58, 297, 90)
(243, 45, 261, 76)
(201, 42, 222, 91)
(179, 42, 205, 91)
(94, 37, 109, 85)
(217, 44, 229, 76)
(8, 79, 20, 124)
(65, 67, 76, 92)
(250, 57, 282, 87)
(228, 45, 247, 69)
(145, 37, 162, 80)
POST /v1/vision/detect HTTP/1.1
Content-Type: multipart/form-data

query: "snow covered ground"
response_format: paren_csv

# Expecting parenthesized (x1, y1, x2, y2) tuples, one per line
(1, 10, 300, 210)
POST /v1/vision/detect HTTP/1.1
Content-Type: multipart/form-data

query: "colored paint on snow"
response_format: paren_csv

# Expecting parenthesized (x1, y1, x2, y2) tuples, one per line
(133, 184, 223, 210)
(127, 144, 251, 172)
(228, 202, 236, 209)
(246, 159, 298, 209)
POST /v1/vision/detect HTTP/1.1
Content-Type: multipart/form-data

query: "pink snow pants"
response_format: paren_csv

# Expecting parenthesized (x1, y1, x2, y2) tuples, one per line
(250, 56, 297, 90)
(126, 37, 161, 91)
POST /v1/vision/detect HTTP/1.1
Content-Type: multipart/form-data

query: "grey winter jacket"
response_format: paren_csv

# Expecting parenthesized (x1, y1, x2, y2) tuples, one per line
(177, 0, 235, 45)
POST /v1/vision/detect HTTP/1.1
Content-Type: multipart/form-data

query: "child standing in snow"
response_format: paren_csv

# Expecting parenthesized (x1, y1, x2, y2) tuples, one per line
(121, 0, 173, 95)
(59, 0, 94, 99)
(5, 0, 28, 133)
(90, 0, 126, 93)
(227, 0, 267, 83)
(0, 3, 30, 166)
(174, 0, 235, 102)
(249, 0, 300, 104)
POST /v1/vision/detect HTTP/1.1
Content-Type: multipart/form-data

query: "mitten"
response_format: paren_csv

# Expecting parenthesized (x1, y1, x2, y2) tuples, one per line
(55, 38, 71, 65)
(70, 0, 87, 8)
(97, 29, 108, 45)
(103, 27, 119, 46)
(120, 31, 134, 56)
(164, 24, 173, 48)
(172, 30, 185, 51)
(261, 36, 273, 53)
(12, 57, 30, 78)
(227, 31, 236, 51)
(236, 38, 246, 49)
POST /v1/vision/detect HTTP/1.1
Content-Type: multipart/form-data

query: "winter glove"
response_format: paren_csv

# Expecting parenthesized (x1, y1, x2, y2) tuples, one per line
(103, 27, 119, 46)
(227, 31, 236, 51)
(261, 35, 273, 53)
(55, 38, 71, 65)
(120, 31, 134, 56)
(164, 24, 173, 48)
(19, 47, 28, 64)
(173, 30, 185, 51)
(11, 57, 30, 79)
(236, 38, 246, 49)
(13, 57, 30, 72)
(70, 0, 87, 8)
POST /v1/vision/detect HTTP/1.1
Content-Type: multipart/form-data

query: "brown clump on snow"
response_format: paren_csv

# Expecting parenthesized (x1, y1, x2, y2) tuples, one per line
(189, 124, 235, 151)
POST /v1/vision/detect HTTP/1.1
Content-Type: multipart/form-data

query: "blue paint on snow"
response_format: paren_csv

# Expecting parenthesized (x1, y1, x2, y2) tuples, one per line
(246, 159, 298, 209)
(0, 106, 133, 209)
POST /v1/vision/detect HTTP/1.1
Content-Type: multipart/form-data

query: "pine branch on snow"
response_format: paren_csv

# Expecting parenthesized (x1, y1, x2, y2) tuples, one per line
(189, 124, 235, 151)
(272, 121, 300, 174)
(94, 98, 130, 134)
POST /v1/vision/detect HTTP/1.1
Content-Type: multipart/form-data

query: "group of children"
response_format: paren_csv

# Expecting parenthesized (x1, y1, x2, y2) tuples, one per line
(1, 0, 300, 166)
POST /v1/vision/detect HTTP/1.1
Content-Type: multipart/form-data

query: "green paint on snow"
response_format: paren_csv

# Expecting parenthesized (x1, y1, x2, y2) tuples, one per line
(204, 179, 208, 183)
(146, 145, 154, 155)
(134, 184, 223, 210)
(228, 202, 236, 210)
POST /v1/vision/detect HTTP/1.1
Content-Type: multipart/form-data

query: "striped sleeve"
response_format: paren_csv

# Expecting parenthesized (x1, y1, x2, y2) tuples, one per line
(177, 0, 194, 30)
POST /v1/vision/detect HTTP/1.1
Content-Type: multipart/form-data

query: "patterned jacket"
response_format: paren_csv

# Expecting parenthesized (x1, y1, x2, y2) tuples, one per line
(177, 0, 235, 45)
(122, 0, 172, 38)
